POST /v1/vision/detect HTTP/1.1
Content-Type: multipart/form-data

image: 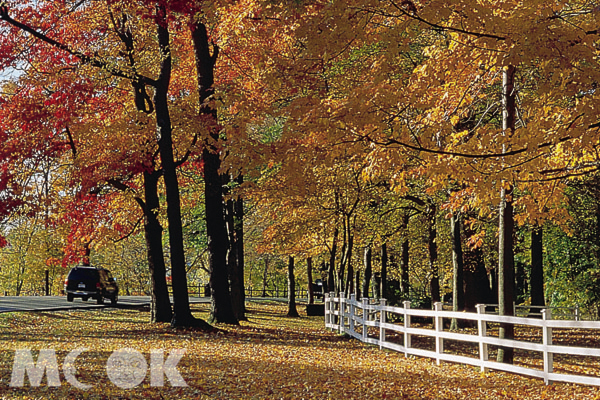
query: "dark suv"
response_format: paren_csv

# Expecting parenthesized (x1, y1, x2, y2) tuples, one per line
(64, 266, 118, 305)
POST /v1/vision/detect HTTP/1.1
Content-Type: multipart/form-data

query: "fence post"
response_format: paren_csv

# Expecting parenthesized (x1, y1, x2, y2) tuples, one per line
(379, 298, 387, 349)
(434, 302, 444, 365)
(574, 306, 580, 321)
(349, 294, 356, 335)
(339, 293, 346, 335)
(324, 293, 330, 327)
(542, 308, 554, 385)
(362, 298, 368, 341)
(403, 300, 411, 357)
(330, 292, 337, 328)
(476, 304, 488, 372)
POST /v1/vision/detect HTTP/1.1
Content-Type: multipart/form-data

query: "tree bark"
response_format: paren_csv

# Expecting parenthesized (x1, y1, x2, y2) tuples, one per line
(463, 223, 493, 312)
(450, 212, 464, 330)
(362, 246, 372, 298)
(143, 170, 172, 323)
(338, 238, 347, 295)
(427, 204, 440, 304)
(224, 173, 246, 320)
(225, 188, 245, 321)
(381, 243, 388, 300)
(530, 227, 545, 307)
(344, 233, 354, 297)
(287, 256, 299, 317)
(497, 64, 516, 364)
(400, 214, 410, 296)
(327, 228, 338, 293)
(234, 175, 246, 311)
(190, 19, 237, 325)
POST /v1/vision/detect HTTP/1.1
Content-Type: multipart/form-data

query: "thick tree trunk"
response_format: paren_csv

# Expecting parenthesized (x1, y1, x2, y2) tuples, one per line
(362, 246, 372, 298)
(190, 20, 237, 324)
(287, 256, 299, 317)
(463, 232, 493, 312)
(498, 187, 516, 363)
(155, 8, 207, 328)
(143, 170, 172, 323)
(225, 191, 245, 321)
(450, 212, 464, 330)
(497, 64, 516, 364)
(381, 243, 388, 300)
(224, 174, 246, 320)
(234, 175, 246, 311)
(400, 214, 410, 296)
(307, 257, 314, 305)
(530, 227, 545, 307)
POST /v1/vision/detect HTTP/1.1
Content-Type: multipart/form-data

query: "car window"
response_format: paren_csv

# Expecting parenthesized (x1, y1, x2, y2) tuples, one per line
(68, 268, 99, 281)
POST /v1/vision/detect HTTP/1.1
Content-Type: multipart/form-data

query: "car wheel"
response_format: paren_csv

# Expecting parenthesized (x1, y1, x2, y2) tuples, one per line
(110, 293, 118, 305)
(96, 296, 104, 305)
(67, 294, 74, 302)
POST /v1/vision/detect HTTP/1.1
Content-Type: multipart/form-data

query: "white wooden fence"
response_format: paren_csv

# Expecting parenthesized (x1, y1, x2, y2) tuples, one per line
(324, 293, 600, 386)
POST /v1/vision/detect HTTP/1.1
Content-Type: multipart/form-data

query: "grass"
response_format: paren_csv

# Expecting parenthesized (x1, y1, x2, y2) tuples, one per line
(0, 302, 599, 399)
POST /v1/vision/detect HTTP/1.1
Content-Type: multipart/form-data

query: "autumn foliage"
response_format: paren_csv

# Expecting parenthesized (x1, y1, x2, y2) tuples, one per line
(2, 0, 600, 388)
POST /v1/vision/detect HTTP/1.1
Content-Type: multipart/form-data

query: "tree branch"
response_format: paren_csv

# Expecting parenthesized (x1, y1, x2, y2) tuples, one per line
(0, 6, 156, 86)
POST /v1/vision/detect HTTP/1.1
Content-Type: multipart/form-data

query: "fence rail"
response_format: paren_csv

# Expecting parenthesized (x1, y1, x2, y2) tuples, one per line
(324, 293, 600, 387)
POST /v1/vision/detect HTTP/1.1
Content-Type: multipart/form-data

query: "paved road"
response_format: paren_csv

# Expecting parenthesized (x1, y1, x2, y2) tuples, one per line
(0, 296, 210, 313)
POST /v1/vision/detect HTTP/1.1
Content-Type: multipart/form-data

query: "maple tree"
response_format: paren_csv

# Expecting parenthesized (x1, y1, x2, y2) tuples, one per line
(0, 0, 249, 327)
(2, 0, 600, 353)
(242, 0, 595, 328)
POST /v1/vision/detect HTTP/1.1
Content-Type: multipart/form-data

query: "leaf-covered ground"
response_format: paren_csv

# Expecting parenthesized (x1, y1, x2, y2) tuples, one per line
(0, 301, 598, 399)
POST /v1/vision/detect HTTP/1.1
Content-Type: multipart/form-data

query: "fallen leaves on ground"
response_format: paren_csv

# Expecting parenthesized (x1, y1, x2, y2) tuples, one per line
(0, 301, 598, 399)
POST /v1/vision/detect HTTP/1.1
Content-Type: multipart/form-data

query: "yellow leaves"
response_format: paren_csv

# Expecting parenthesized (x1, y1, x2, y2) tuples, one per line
(3, 302, 600, 399)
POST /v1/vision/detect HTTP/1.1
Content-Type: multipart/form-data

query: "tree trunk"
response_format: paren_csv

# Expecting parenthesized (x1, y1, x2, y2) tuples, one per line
(327, 228, 338, 293)
(234, 175, 246, 311)
(338, 240, 347, 295)
(307, 257, 314, 305)
(287, 256, 299, 317)
(225, 188, 245, 321)
(381, 243, 388, 300)
(530, 227, 545, 307)
(224, 173, 246, 320)
(497, 64, 516, 364)
(450, 212, 464, 330)
(344, 233, 354, 297)
(400, 214, 410, 296)
(155, 7, 207, 329)
(190, 19, 237, 325)
(372, 273, 381, 299)
(362, 246, 372, 298)
(428, 205, 440, 304)
(463, 223, 494, 312)
(143, 170, 172, 323)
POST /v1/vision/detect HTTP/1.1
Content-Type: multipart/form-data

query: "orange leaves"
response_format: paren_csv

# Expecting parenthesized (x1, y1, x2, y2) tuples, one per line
(1, 303, 600, 399)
